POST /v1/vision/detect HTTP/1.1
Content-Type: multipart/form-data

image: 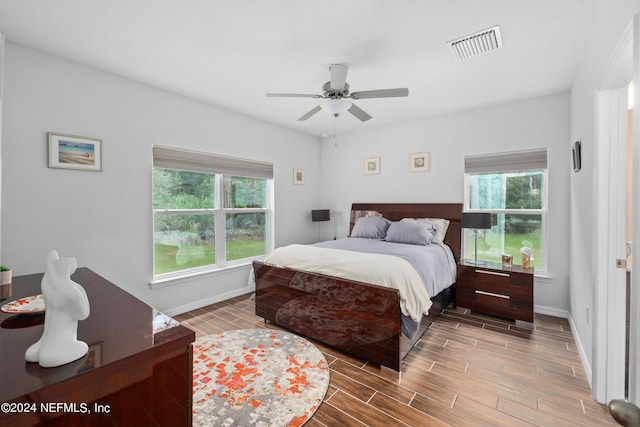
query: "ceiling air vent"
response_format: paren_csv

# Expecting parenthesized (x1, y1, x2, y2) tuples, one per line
(447, 25, 503, 61)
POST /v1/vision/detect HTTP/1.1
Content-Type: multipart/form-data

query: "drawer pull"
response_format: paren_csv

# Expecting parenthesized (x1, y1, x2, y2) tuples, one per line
(475, 269, 510, 278)
(475, 290, 510, 299)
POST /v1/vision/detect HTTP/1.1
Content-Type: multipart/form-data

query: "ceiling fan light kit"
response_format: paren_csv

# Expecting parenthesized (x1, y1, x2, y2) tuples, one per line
(267, 64, 408, 122)
(320, 99, 352, 117)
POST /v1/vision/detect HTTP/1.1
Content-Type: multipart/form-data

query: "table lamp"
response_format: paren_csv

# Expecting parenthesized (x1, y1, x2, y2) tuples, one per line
(311, 209, 330, 241)
(461, 212, 492, 265)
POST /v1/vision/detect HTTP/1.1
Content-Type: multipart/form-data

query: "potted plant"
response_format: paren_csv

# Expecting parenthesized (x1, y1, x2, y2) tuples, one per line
(0, 266, 11, 285)
(0, 266, 12, 300)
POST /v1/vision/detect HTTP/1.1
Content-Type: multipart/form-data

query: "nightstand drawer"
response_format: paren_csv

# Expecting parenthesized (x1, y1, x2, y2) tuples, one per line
(458, 268, 530, 294)
(472, 289, 512, 312)
(457, 286, 532, 322)
(456, 261, 534, 323)
(459, 267, 510, 286)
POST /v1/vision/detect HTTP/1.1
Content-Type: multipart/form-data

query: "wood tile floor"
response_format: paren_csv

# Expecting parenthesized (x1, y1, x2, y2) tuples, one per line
(174, 294, 620, 426)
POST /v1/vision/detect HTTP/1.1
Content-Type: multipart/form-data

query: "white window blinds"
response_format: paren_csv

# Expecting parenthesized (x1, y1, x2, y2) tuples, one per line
(153, 146, 273, 179)
(464, 148, 547, 173)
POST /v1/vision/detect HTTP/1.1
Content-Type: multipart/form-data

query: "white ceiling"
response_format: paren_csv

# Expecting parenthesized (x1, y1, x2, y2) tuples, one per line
(0, 0, 595, 137)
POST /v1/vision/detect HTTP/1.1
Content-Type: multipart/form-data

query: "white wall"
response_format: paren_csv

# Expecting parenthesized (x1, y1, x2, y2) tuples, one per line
(569, 0, 640, 386)
(1, 42, 321, 313)
(320, 92, 571, 313)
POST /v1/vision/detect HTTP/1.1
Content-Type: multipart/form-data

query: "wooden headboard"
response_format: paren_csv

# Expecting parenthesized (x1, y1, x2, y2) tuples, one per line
(349, 203, 463, 261)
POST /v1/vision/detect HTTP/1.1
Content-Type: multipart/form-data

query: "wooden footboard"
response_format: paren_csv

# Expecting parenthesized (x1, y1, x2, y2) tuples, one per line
(253, 261, 404, 371)
(253, 261, 454, 372)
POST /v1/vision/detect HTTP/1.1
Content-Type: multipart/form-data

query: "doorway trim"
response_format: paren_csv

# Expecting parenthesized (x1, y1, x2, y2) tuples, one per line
(629, 14, 640, 404)
(593, 16, 639, 404)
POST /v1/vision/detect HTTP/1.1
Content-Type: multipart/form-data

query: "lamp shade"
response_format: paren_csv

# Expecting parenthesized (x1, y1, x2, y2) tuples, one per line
(461, 212, 491, 229)
(320, 99, 351, 116)
(311, 209, 331, 222)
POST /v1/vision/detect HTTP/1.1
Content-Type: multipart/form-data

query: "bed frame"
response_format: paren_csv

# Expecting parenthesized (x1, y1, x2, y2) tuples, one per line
(253, 203, 462, 372)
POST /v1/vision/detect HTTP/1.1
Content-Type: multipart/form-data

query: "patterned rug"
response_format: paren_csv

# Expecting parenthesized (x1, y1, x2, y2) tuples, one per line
(193, 329, 330, 427)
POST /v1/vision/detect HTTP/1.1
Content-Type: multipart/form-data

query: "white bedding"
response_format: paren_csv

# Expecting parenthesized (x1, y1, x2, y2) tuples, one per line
(260, 244, 432, 322)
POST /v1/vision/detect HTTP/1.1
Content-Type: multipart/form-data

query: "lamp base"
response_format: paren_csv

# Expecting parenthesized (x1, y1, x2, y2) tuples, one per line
(465, 259, 487, 266)
(469, 233, 486, 265)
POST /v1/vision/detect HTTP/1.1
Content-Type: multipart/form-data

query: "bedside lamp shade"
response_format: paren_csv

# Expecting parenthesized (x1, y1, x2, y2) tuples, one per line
(461, 212, 491, 230)
(461, 212, 492, 265)
(311, 209, 330, 222)
(311, 209, 330, 241)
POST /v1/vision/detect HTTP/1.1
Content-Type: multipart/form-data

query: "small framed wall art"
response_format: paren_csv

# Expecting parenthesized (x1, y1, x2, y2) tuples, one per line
(293, 168, 305, 185)
(364, 157, 380, 175)
(48, 132, 103, 171)
(410, 152, 430, 172)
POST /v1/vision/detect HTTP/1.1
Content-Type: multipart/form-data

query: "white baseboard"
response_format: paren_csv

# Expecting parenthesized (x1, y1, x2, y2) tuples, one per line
(534, 304, 569, 319)
(568, 312, 593, 390)
(534, 305, 592, 389)
(163, 285, 255, 317)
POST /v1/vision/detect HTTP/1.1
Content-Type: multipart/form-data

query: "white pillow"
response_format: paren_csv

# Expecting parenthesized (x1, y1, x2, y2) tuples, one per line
(401, 217, 450, 243)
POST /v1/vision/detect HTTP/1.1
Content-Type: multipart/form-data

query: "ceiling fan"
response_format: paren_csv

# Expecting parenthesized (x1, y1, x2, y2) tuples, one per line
(266, 64, 409, 122)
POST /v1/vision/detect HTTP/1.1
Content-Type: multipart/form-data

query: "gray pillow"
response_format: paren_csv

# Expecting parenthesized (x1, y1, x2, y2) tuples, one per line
(385, 221, 435, 245)
(350, 216, 390, 239)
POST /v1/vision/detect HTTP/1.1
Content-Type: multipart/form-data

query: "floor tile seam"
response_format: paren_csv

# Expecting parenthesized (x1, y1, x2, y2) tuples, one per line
(327, 364, 417, 405)
(421, 338, 580, 376)
(317, 399, 369, 426)
(460, 362, 593, 398)
(431, 362, 575, 406)
(437, 317, 576, 343)
(368, 387, 454, 427)
(330, 389, 415, 427)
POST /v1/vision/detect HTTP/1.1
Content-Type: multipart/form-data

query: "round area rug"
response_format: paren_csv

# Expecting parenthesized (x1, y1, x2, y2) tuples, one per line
(193, 328, 330, 427)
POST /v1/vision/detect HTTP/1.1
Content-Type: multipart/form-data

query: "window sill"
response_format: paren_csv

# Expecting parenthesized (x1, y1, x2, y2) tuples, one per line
(149, 261, 257, 289)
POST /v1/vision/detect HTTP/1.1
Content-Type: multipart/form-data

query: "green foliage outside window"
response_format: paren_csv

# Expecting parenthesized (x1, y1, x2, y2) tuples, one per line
(467, 170, 545, 270)
(223, 176, 266, 208)
(153, 168, 268, 275)
(469, 171, 543, 210)
(153, 169, 215, 209)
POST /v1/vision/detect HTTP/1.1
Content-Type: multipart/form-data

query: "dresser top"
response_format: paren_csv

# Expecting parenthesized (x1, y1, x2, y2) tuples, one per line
(0, 268, 194, 402)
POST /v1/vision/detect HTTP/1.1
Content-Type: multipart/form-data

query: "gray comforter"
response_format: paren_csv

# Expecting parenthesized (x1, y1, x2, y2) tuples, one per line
(313, 237, 457, 296)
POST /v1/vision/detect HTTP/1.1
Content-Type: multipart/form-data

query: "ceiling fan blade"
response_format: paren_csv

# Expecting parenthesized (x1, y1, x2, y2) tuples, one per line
(348, 103, 372, 122)
(329, 64, 348, 91)
(297, 105, 322, 121)
(267, 93, 321, 98)
(349, 88, 409, 99)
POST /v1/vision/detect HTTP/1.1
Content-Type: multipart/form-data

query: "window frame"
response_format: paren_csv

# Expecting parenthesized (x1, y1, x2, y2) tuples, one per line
(216, 174, 273, 267)
(463, 153, 548, 274)
(151, 147, 274, 283)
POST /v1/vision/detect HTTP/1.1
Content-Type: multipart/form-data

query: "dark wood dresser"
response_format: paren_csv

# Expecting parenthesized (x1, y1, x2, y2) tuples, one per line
(456, 260, 534, 322)
(0, 268, 195, 426)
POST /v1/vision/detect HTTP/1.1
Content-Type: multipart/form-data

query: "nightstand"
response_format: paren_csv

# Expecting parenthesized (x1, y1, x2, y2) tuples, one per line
(456, 260, 534, 322)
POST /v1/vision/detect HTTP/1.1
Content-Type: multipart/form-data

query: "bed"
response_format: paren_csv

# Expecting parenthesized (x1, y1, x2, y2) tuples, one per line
(252, 203, 462, 372)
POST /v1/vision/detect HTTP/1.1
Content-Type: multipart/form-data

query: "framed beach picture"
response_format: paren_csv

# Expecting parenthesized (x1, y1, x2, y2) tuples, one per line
(364, 157, 380, 175)
(293, 168, 305, 185)
(410, 152, 430, 172)
(48, 132, 103, 171)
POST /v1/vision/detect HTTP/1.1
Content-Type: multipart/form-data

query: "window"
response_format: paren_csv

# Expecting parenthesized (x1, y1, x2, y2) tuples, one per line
(152, 146, 273, 279)
(464, 149, 547, 272)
